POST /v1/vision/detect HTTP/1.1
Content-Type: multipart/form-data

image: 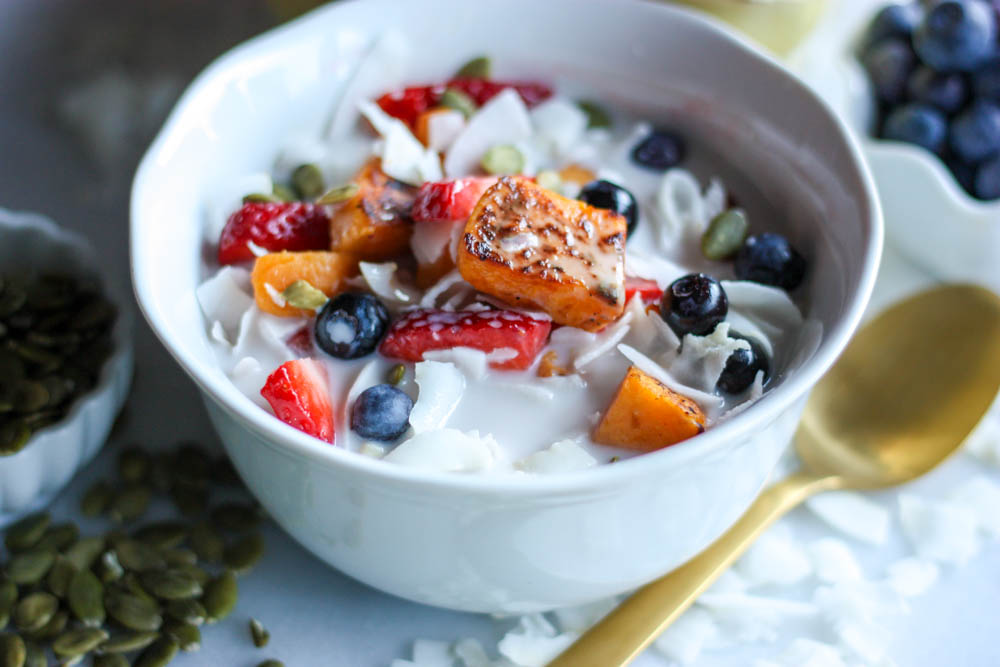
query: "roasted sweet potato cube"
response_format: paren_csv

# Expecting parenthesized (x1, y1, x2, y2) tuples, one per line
(251, 251, 359, 317)
(456, 176, 626, 331)
(329, 159, 417, 261)
(593, 366, 706, 451)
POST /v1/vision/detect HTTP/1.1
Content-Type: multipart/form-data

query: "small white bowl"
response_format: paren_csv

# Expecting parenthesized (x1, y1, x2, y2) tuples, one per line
(793, 2, 1000, 291)
(0, 210, 133, 525)
(132, 0, 880, 612)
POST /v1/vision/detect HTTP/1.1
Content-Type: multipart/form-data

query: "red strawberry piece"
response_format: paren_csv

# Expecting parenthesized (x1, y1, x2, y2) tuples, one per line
(411, 177, 497, 223)
(218, 202, 331, 265)
(625, 276, 663, 304)
(285, 325, 314, 357)
(446, 78, 553, 108)
(374, 84, 443, 128)
(375, 78, 553, 129)
(379, 308, 552, 371)
(260, 358, 335, 443)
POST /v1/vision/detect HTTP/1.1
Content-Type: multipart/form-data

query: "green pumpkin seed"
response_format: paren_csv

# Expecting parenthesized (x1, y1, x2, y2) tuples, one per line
(63, 537, 105, 571)
(316, 183, 359, 205)
(12, 593, 57, 632)
(67, 568, 104, 626)
(105, 590, 162, 632)
(160, 549, 197, 568)
(117, 573, 155, 603)
(272, 184, 297, 202)
(0, 420, 31, 455)
(21, 641, 44, 667)
(187, 522, 222, 564)
(481, 144, 524, 175)
(4, 513, 50, 552)
(114, 540, 165, 573)
(535, 169, 562, 191)
(139, 570, 202, 601)
(94, 550, 124, 584)
(223, 534, 264, 575)
(93, 654, 129, 667)
(701, 208, 749, 261)
(80, 481, 112, 517)
(132, 637, 177, 667)
(46, 556, 76, 598)
(0, 581, 16, 618)
(109, 485, 151, 523)
(454, 55, 491, 79)
(249, 618, 270, 648)
(8, 343, 60, 373)
(164, 599, 206, 627)
(242, 193, 281, 204)
(133, 522, 186, 551)
(0, 612, 7, 633)
(281, 280, 327, 311)
(0, 632, 25, 667)
(162, 620, 200, 652)
(35, 522, 79, 552)
(291, 164, 325, 200)
(201, 571, 237, 623)
(577, 100, 612, 129)
(118, 448, 151, 483)
(210, 503, 260, 534)
(7, 550, 55, 585)
(169, 564, 209, 589)
(24, 608, 66, 641)
(257, 660, 285, 667)
(386, 364, 405, 385)
(98, 630, 158, 654)
(440, 88, 477, 118)
(52, 627, 108, 658)
(168, 483, 206, 518)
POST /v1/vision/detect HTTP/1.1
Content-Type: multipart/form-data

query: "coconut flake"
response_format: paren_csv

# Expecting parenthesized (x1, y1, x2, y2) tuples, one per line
(426, 108, 466, 152)
(516, 439, 597, 474)
(736, 524, 813, 587)
(653, 168, 707, 250)
(651, 607, 718, 665)
(230, 357, 269, 408)
(769, 639, 847, 667)
(814, 581, 908, 625)
(411, 221, 458, 266)
(573, 311, 633, 369)
(617, 344, 724, 418)
(444, 89, 532, 178)
(706, 568, 749, 595)
(410, 639, 454, 667)
(885, 557, 939, 597)
(805, 491, 890, 545)
(807, 538, 863, 584)
(668, 323, 751, 394)
(947, 475, 1000, 538)
(530, 97, 588, 157)
(497, 616, 576, 667)
(197, 267, 253, 341)
(453, 638, 492, 667)
(422, 347, 490, 381)
(359, 101, 442, 185)
(698, 593, 817, 643)
(551, 597, 619, 634)
(409, 361, 465, 433)
(385, 429, 496, 472)
(898, 493, 981, 565)
(359, 261, 420, 305)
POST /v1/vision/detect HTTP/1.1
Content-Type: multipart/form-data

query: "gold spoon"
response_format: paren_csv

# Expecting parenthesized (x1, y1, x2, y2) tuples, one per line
(549, 284, 1000, 667)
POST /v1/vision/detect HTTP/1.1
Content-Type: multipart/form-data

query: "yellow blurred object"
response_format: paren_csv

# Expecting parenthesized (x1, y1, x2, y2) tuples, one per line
(669, 0, 829, 56)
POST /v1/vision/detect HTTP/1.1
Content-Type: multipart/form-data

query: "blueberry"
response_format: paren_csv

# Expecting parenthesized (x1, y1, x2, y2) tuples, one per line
(660, 274, 728, 338)
(913, 0, 997, 72)
(314, 292, 389, 359)
(631, 129, 685, 170)
(351, 384, 413, 441)
(949, 100, 1000, 163)
(972, 55, 1000, 100)
(906, 66, 968, 112)
(974, 155, 1000, 199)
(861, 38, 916, 104)
(717, 334, 771, 395)
(734, 233, 807, 291)
(578, 180, 638, 236)
(881, 103, 949, 153)
(864, 3, 924, 46)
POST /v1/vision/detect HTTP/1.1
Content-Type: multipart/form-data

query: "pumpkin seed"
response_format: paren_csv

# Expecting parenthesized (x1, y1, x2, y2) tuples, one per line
(160, 549, 197, 568)
(272, 183, 297, 202)
(21, 641, 44, 667)
(701, 208, 749, 261)
(8, 343, 60, 373)
(105, 590, 162, 632)
(249, 618, 270, 648)
(168, 483, 206, 518)
(454, 55, 491, 79)
(480, 144, 524, 175)
(51, 627, 108, 658)
(80, 481, 113, 517)
(35, 523, 79, 552)
(0, 632, 25, 667)
(45, 556, 76, 599)
(24, 608, 65, 641)
(577, 100, 612, 129)
(257, 660, 285, 667)
(242, 193, 281, 204)
(291, 164, 325, 200)
(164, 598, 206, 627)
(12, 593, 57, 632)
(535, 169, 562, 191)
(211, 503, 260, 534)
(316, 183, 359, 205)
(4, 513, 50, 552)
(118, 448, 151, 483)
(98, 630, 158, 654)
(114, 540, 165, 573)
(133, 522, 186, 551)
(187, 523, 223, 564)
(0, 581, 16, 619)
(140, 570, 202, 601)
(0, 421, 31, 455)
(132, 636, 177, 667)
(94, 550, 124, 584)
(92, 653, 129, 667)
(0, 611, 7, 633)
(109, 485, 151, 523)
(162, 619, 200, 652)
(201, 571, 237, 623)
(7, 550, 55, 585)
(223, 534, 264, 575)
(67, 568, 104, 626)
(386, 363, 405, 385)
(281, 280, 327, 311)
(117, 573, 155, 603)
(440, 88, 476, 118)
(63, 537, 105, 571)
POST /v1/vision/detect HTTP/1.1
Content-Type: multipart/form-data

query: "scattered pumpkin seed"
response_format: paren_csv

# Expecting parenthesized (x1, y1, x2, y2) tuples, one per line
(164, 599, 206, 627)
(63, 537, 105, 571)
(249, 618, 270, 648)
(480, 144, 524, 175)
(387, 363, 406, 385)
(114, 540, 165, 573)
(701, 208, 749, 261)
(210, 503, 260, 534)
(7, 550, 55, 586)
(98, 630, 159, 654)
(281, 280, 328, 311)
(257, 660, 285, 667)
(440, 88, 477, 118)
(12, 593, 57, 633)
(223, 534, 265, 575)
(454, 55, 491, 79)
(67, 569, 104, 627)
(291, 164, 325, 200)
(104, 590, 162, 632)
(133, 522, 187, 551)
(0, 581, 16, 618)
(272, 183, 297, 202)
(162, 619, 200, 652)
(117, 573, 155, 604)
(316, 183, 359, 205)
(242, 193, 281, 204)
(109, 485, 151, 523)
(118, 448, 151, 483)
(93, 550, 124, 584)
(25, 608, 66, 641)
(0, 632, 25, 667)
(51, 627, 108, 658)
(201, 571, 237, 623)
(161, 549, 197, 568)
(133, 636, 177, 667)
(35, 523, 78, 552)
(577, 100, 612, 129)
(140, 570, 202, 602)
(45, 556, 76, 599)
(169, 564, 210, 589)
(92, 653, 129, 667)
(4, 513, 50, 552)
(21, 641, 44, 667)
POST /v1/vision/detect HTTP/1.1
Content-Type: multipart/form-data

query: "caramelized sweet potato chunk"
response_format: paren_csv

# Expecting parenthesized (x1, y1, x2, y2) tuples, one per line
(593, 366, 706, 451)
(329, 159, 416, 261)
(251, 251, 358, 317)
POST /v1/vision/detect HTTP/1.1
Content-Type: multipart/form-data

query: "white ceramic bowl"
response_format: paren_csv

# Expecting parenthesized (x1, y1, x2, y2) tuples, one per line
(132, 0, 881, 613)
(793, 1, 1000, 292)
(0, 209, 133, 525)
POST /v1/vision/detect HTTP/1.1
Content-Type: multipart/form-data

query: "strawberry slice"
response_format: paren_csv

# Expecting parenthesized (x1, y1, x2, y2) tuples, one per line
(411, 177, 497, 223)
(625, 276, 663, 304)
(218, 202, 331, 265)
(375, 78, 553, 128)
(379, 308, 552, 371)
(260, 359, 335, 443)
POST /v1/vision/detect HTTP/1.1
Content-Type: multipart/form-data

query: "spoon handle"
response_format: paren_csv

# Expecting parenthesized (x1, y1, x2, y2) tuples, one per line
(547, 472, 838, 667)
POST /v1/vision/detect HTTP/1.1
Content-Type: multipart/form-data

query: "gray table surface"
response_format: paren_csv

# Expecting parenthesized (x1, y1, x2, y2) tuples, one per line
(2, 2, 998, 666)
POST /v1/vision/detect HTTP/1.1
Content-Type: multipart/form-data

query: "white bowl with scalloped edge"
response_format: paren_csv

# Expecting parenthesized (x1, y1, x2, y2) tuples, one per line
(0, 209, 133, 526)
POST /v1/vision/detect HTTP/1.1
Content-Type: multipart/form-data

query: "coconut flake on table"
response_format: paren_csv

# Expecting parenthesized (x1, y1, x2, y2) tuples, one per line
(497, 614, 577, 667)
(898, 493, 981, 565)
(806, 538, 863, 584)
(384, 428, 500, 472)
(408, 361, 465, 434)
(453, 638, 494, 667)
(884, 557, 940, 598)
(516, 439, 597, 474)
(196, 266, 253, 342)
(359, 101, 442, 185)
(735, 523, 813, 587)
(359, 261, 420, 305)
(651, 607, 719, 665)
(805, 491, 890, 545)
(762, 638, 847, 667)
(529, 97, 588, 158)
(551, 597, 619, 634)
(947, 475, 1000, 538)
(402, 639, 453, 667)
(444, 88, 533, 178)
(668, 323, 751, 395)
(697, 593, 818, 643)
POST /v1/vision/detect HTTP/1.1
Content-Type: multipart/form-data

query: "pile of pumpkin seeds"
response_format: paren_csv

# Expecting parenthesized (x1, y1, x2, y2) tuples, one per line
(0, 442, 284, 666)
(0, 273, 116, 455)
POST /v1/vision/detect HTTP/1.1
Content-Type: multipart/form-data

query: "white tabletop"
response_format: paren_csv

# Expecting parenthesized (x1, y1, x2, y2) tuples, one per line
(2, 2, 997, 666)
